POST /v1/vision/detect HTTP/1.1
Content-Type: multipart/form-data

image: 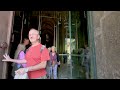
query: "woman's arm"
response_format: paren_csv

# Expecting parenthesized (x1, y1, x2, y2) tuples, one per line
(2, 58, 27, 64)
(2, 54, 27, 64)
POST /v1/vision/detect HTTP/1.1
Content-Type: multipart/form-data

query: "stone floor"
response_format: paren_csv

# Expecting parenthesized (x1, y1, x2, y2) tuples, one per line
(58, 63, 71, 79)
(58, 62, 86, 79)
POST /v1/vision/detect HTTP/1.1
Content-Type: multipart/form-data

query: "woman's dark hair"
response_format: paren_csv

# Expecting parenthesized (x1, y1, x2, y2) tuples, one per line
(24, 44, 30, 53)
(22, 37, 29, 43)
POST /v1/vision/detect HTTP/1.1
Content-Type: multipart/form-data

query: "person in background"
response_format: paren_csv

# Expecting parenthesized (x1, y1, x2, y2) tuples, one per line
(63, 51, 67, 64)
(49, 46, 60, 79)
(83, 44, 90, 79)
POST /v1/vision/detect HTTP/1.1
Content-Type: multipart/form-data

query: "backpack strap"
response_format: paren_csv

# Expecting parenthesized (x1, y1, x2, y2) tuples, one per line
(25, 45, 45, 54)
(40, 45, 45, 53)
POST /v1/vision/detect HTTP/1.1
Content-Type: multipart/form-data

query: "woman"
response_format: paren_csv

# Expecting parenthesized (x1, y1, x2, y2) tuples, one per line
(11, 38, 30, 77)
(49, 46, 60, 79)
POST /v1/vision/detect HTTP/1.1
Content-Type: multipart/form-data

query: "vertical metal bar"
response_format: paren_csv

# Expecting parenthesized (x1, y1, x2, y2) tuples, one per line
(54, 25, 56, 47)
(54, 11, 57, 50)
(68, 11, 72, 79)
(54, 24, 55, 46)
(57, 12, 59, 52)
(87, 11, 97, 79)
(40, 11, 42, 43)
(20, 11, 24, 43)
(38, 11, 41, 43)
(66, 26, 67, 40)
(76, 19, 78, 50)
(56, 18, 60, 49)
(65, 12, 67, 53)
(57, 22, 59, 53)
(56, 25, 57, 51)
(82, 12, 85, 46)
(38, 11, 39, 31)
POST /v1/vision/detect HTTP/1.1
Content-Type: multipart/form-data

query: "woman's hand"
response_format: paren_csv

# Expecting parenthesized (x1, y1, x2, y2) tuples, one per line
(15, 68, 28, 75)
(2, 53, 12, 62)
(58, 61, 60, 65)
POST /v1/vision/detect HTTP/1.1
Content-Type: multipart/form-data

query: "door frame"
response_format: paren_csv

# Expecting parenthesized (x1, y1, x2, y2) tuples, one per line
(2, 11, 14, 79)
(87, 11, 97, 79)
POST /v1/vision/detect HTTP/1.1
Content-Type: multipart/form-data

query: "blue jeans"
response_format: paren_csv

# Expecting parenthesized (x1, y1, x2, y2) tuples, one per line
(50, 64, 58, 79)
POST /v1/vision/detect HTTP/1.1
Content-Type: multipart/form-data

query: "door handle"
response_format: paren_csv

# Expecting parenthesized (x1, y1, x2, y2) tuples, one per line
(0, 42, 8, 49)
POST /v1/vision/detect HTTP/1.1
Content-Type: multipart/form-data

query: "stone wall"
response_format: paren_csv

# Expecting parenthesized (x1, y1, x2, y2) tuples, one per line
(92, 11, 120, 79)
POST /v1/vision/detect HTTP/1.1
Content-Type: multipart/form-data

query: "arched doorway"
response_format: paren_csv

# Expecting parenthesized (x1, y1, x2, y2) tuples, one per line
(6, 11, 96, 79)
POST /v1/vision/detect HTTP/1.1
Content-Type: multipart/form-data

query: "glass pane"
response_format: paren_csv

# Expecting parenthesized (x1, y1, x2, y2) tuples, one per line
(58, 55, 71, 79)
(70, 11, 89, 79)
(71, 55, 86, 79)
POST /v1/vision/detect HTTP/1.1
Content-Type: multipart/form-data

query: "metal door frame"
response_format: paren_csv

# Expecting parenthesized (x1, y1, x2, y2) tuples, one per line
(87, 11, 97, 79)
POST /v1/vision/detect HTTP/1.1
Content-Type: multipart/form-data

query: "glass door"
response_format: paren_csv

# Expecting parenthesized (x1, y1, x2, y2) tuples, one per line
(57, 11, 89, 79)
